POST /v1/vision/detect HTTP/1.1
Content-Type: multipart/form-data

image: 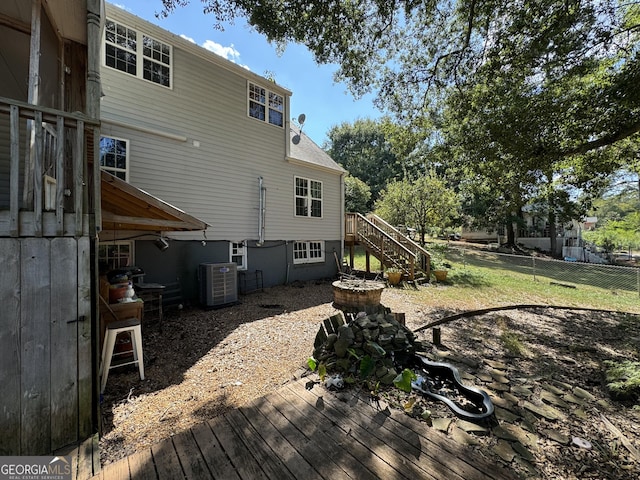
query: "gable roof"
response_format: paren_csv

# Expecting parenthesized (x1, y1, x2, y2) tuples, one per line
(287, 129, 346, 174)
(101, 171, 209, 232)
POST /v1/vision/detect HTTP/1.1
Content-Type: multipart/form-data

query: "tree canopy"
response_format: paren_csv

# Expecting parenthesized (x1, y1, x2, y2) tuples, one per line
(325, 119, 404, 206)
(375, 173, 461, 244)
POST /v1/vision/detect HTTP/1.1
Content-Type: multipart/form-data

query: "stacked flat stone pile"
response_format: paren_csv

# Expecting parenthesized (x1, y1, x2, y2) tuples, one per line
(312, 308, 426, 384)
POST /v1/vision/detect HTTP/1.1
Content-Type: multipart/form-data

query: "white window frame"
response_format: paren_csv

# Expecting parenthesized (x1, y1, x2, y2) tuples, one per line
(99, 136, 129, 181)
(294, 176, 323, 218)
(247, 82, 284, 127)
(229, 242, 247, 271)
(293, 241, 325, 265)
(104, 18, 173, 88)
(98, 241, 134, 271)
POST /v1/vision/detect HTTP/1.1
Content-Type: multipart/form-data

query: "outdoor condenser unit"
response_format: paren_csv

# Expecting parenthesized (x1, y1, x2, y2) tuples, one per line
(199, 263, 238, 307)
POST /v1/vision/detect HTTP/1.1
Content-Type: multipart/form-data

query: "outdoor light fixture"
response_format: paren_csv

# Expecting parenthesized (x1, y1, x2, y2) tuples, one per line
(154, 237, 169, 252)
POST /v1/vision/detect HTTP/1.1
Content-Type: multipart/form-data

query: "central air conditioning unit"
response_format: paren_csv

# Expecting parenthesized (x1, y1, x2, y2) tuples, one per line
(199, 263, 238, 307)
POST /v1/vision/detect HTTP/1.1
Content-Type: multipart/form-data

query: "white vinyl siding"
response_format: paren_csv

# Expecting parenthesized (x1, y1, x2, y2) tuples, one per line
(101, 4, 341, 243)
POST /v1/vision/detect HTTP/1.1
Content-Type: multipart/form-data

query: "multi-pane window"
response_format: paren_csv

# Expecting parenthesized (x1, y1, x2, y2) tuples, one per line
(248, 82, 284, 127)
(293, 241, 325, 264)
(295, 177, 322, 218)
(98, 241, 134, 271)
(230, 242, 247, 270)
(105, 19, 171, 88)
(99, 136, 129, 181)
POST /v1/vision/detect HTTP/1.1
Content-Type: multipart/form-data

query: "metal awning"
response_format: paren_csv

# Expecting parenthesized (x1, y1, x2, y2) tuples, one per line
(101, 171, 209, 232)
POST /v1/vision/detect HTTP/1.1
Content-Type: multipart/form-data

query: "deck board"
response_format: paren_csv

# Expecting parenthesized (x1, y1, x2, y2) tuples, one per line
(95, 377, 518, 480)
(190, 422, 240, 480)
(252, 396, 354, 480)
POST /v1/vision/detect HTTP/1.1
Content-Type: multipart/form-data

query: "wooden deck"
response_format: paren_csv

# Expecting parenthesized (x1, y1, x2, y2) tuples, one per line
(91, 377, 517, 480)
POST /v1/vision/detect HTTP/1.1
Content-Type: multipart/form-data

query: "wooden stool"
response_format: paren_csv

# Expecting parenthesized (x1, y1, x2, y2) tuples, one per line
(100, 317, 144, 393)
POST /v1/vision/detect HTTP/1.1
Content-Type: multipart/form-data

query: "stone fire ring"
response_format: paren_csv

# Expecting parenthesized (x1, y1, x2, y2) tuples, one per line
(332, 279, 386, 310)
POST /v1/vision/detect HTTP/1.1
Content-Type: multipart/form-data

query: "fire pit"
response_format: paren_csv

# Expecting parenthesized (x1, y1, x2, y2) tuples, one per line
(332, 279, 386, 311)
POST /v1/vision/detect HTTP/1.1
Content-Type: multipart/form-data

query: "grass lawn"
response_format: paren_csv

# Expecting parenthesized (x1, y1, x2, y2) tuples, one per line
(345, 246, 640, 315)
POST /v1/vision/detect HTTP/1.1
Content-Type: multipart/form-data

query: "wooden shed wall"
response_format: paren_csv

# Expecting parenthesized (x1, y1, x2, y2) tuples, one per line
(0, 237, 93, 455)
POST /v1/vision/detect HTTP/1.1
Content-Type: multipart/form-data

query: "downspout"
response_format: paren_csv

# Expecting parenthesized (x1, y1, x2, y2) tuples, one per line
(258, 176, 265, 245)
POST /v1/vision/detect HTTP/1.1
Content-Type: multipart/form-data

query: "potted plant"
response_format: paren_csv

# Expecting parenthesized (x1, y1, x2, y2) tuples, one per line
(385, 267, 403, 285)
(430, 252, 450, 282)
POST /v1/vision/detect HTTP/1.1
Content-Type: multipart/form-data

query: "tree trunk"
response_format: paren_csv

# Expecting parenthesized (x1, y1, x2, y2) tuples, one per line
(505, 220, 516, 246)
(548, 210, 557, 256)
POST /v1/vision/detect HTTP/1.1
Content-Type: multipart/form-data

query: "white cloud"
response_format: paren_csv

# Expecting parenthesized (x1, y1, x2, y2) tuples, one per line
(201, 40, 240, 61)
(200, 40, 251, 70)
(180, 34, 196, 44)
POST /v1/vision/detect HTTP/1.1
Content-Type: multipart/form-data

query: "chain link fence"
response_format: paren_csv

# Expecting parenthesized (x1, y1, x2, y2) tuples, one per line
(444, 246, 640, 297)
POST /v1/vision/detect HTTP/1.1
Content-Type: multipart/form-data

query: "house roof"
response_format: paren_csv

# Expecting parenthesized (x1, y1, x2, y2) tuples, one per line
(101, 171, 209, 232)
(288, 129, 346, 174)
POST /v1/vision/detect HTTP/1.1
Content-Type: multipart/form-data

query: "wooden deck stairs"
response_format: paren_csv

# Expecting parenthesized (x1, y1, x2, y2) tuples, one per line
(344, 213, 431, 282)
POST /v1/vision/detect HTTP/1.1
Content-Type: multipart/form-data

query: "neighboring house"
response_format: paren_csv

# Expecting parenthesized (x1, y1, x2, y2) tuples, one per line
(461, 213, 602, 259)
(0, 0, 103, 456)
(99, 3, 346, 302)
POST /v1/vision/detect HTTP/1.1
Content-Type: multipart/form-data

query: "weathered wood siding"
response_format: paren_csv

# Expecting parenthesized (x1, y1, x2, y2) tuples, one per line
(101, 5, 342, 243)
(0, 237, 92, 455)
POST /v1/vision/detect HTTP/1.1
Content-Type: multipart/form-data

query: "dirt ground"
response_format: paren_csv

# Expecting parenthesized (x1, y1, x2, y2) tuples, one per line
(100, 280, 640, 479)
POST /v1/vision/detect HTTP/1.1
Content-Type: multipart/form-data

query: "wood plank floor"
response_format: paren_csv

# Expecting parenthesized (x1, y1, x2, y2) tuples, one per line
(92, 377, 518, 480)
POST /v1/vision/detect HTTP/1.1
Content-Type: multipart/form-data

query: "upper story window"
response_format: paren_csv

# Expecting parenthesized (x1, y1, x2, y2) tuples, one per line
(105, 19, 172, 88)
(295, 177, 322, 218)
(100, 136, 129, 181)
(248, 82, 284, 127)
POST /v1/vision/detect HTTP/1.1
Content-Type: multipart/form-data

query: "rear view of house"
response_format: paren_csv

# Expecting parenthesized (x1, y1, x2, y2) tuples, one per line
(99, 3, 345, 302)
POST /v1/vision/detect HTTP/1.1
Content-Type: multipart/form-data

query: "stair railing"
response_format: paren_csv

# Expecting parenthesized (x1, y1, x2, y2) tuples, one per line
(366, 214, 431, 277)
(346, 213, 417, 279)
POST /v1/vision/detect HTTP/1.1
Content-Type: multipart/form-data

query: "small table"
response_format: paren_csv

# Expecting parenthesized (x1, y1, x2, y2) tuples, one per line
(135, 283, 165, 328)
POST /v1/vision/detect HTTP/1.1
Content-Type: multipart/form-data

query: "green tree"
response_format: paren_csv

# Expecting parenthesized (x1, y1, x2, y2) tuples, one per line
(583, 176, 640, 252)
(344, 174, 371, 214)
(375, 173, 460, 245)
(325, 119, 404, 205)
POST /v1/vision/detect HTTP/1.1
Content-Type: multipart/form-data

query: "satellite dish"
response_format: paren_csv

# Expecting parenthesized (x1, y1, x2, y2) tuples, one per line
(297, 113, 306, 125)
(292, 134, 301, 145)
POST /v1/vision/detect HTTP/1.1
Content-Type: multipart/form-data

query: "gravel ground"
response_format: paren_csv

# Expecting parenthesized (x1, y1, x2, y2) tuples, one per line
(99, 279, 640, 479)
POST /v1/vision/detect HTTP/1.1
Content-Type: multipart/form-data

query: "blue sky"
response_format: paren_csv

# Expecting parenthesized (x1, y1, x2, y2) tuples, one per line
(113, 1, 382, 146)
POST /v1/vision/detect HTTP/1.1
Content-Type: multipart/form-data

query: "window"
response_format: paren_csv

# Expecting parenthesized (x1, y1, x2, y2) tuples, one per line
(105, 19, 171, 88)
(230, 242, 247, 270)
(295, 177, 322, 218)
(293, 241, 325, 264)
(248, 82, 284, 127)
(98, 241, 134, 271)
(99, 136, 129, 181)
